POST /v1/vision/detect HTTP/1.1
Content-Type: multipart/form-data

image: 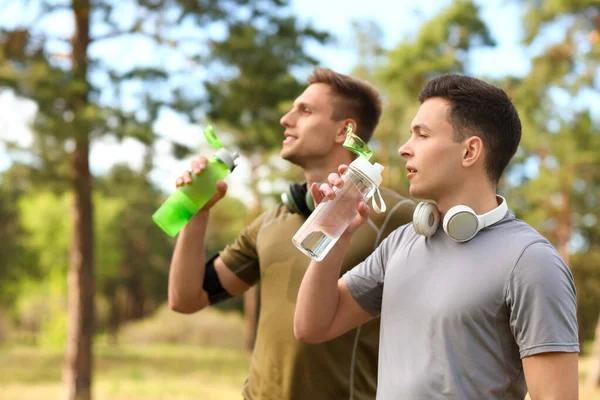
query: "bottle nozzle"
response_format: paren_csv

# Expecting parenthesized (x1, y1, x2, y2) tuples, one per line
(343, 128, 373, 160)
(204, 125, 223, 149)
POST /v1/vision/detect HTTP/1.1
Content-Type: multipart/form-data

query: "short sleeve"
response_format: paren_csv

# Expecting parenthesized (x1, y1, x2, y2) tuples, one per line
(219, 209, 272, 286)
(506, 241, 580, 358)
(343, 226, 405, 316)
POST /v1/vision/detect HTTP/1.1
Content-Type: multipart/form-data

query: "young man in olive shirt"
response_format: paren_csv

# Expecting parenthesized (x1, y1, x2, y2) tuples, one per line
(168, 68, 415, 399)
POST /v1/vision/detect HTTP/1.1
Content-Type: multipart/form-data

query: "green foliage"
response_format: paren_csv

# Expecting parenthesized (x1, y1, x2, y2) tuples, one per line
(205, 9, 330, 152)
(520, 0, 600, 43)
(0, 1, 320, 349)
(19, 192, 70, 276)
(572, 250, 600, 340)
(89, 166, 173, 332)
(38, 311, 68, 349)
(504, 0, 599, 252)
(13, 268, 66, 344)
(0, 176, 36, 304)
(7, 179, 176, 340)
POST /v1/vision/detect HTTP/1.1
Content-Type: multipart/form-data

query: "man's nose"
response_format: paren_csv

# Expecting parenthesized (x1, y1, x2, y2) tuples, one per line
(280, 110, 294, 127)
(398, 140, 412, 159)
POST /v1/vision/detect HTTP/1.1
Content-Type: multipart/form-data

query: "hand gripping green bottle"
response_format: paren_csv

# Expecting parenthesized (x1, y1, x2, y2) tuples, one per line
(152, 126, 239, 237)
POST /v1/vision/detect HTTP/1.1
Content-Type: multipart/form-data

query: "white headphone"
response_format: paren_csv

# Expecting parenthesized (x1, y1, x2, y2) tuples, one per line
(413, 195, 508, 242)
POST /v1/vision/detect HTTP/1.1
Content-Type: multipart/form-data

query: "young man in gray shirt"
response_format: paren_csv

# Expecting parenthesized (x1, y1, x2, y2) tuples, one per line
(294, 75, 579, 399)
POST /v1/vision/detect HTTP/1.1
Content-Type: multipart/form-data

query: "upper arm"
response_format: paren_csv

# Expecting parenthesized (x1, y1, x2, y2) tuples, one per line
(214, 256, 252, 296)
(508, 242, 579, 358)
(216, 208, 276, 287)
(508, 242, 580, 399)
(320, 278, 374, 342)
(523, 352, 579, 400)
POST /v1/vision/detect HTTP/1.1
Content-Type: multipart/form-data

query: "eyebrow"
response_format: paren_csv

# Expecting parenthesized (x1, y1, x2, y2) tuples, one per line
(293, 101, 311, 109)
(411, 124, 431, 134)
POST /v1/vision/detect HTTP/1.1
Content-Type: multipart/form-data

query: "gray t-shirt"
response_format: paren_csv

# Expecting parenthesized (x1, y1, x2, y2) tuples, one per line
(343, 211, 579, 400)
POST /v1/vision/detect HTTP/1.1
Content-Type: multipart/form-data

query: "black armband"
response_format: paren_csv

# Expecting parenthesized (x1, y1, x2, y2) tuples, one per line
(203, 253, 233, 304)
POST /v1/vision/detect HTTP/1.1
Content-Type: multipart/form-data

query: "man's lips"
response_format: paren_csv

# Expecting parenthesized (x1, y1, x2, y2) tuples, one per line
(283, 132, 297, 144)
(406, 165, 417, 179)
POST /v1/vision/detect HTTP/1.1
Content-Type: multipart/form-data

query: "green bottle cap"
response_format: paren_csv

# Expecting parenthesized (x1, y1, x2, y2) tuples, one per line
(204, 125, 223, 149)
(343, 124, 373, 160)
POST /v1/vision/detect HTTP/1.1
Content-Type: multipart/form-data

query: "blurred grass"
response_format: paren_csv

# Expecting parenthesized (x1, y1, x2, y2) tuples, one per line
(1, 305, 599, 400)
(118, 305, 246, 349)
(0, 343, 251, 400)
(1, 343, 600, 399)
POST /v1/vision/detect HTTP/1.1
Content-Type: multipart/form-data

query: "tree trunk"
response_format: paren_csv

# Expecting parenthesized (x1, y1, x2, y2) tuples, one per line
(63, 1, 94, 399)
(63, 135, 95, 400)
(586, 313, 600, 388)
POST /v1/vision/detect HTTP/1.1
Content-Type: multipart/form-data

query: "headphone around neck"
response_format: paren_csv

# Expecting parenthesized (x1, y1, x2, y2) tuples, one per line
(413, 196, 508, 242)
(281, 182, 315, 217)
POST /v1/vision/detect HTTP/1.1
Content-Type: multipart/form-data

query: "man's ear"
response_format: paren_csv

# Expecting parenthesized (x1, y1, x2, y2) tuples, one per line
(462, 136, 484, 168)
(335, 119, 357, 144)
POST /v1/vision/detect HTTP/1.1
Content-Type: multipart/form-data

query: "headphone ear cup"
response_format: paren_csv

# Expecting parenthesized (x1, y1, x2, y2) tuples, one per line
(412, 202, 424, 234)
(443, 205, 479, 242)
(281, 185, 299, 214)
(413, 202, 439, 237)
(305, 189, 315, 213)
(282, 182, 312, 217)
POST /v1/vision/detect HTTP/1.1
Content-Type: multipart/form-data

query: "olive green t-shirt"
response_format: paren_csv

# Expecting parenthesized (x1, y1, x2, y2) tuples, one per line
(219, 188, 415, 400)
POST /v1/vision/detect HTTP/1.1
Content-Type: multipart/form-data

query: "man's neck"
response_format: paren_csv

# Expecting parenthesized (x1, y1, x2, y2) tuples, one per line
(302, 152, 354, 187)
(435, 179, 500, 218)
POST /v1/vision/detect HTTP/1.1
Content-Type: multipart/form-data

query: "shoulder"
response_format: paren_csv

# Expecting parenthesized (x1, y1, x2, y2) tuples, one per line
(492, 215, 572, 282)
(513, 240, 571, 280)
(244, 203, 291, 236)
(374, 221, 418, 254)
(486, 212, 554, 252)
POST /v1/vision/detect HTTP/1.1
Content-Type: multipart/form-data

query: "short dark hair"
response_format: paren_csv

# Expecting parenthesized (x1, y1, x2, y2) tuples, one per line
(418, 74, 522, 184)
(307, 67, 382, 143)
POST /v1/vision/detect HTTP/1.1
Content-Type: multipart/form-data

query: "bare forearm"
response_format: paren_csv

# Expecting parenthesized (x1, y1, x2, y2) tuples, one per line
(168, 211, 210, 312)
(294, 237, 351, 342)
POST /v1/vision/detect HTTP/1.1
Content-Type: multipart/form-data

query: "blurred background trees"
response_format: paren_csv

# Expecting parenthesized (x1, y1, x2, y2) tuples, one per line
(0, 0, 327, 398)
(0, 0, 598, 398)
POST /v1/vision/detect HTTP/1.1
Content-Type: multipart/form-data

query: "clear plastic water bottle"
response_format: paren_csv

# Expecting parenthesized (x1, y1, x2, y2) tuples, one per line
(152, 126, 239, 237)
(292, 157, 386, 261)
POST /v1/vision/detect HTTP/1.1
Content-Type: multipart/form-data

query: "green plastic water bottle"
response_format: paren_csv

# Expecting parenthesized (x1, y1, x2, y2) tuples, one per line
(152, 126, 239, 237)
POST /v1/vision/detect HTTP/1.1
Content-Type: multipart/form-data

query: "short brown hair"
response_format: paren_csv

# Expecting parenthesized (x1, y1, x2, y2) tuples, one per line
(307, 67, 382, 143)
(418, 74, 522, 184)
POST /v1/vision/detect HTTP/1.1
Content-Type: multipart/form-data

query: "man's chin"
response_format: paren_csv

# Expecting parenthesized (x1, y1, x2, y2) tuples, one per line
(280, 149, 300, 165)
(409, 185, 431, 201)
(280, 148, 292, 161)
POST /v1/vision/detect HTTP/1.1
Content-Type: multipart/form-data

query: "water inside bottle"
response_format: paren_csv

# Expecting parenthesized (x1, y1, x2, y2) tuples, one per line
(298, 230, 335, 261)
(292, 167, 379, 261)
